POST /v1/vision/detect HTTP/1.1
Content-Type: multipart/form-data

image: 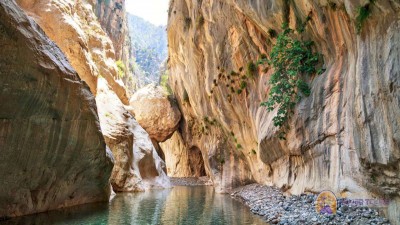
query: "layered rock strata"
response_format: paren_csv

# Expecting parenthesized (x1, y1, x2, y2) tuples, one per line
(0, 0, 113, 217)
(167, 0, 400, 223)
(96, 79, 171, 192)
(16, 0, 129, 104)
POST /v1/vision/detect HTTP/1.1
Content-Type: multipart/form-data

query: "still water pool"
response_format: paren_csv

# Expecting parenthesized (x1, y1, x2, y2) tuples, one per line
(3, 186, 266, 225)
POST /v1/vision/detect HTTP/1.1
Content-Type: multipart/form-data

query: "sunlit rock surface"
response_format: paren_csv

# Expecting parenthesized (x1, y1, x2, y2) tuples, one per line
(94, 0, 137, 94)
(168, 0, 400, 223)
(16, 0, 129, 104)
(129, 85, 181, 142)
(96, 79, 171, 192)
(0, 1, 113, 217)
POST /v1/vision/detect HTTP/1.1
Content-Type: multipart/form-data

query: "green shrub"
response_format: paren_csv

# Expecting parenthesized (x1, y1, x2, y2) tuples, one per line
(197, 15, 205, 27)
(328, 1, 337, 10)
(247, 61, 257, 78)
(116, 60, 126, 79)
(260, 54, 268, 60)
(160, 73, 173, 95)
(260, 23, 321, 139)
(240, 81, 247, 89)
(355, 1, 374, 34)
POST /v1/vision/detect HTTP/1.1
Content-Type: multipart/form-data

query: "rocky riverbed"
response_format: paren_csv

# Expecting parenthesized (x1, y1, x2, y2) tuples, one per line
(170, 177, 213, 186)
(231, 184, 391, 225)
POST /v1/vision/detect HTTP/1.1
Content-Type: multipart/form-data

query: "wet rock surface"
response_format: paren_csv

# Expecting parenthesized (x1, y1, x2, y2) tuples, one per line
(231, 184, 391, 225)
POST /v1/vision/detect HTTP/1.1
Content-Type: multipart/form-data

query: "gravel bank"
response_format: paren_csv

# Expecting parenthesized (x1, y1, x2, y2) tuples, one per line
(231, 184, 391, 225)
(170, 177, 213, 186)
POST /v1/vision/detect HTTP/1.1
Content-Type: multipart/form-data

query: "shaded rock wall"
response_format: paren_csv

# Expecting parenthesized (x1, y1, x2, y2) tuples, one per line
(96, 79, 170, 192)
(168, 0, 400, 223)
(0, 0, 113, 217)
(160, 132, 207, 177)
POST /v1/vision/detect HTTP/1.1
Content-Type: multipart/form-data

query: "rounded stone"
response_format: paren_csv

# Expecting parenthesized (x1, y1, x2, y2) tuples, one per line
(129, 84, 182, 142)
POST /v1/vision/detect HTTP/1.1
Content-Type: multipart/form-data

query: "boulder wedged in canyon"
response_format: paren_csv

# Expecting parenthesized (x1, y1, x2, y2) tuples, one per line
(129, 84, 182, 142)
(16, 0, 129, 104)
(0, 0, 113, 217)
(96, 79, 171, 192)
(167, 0, 400, 223)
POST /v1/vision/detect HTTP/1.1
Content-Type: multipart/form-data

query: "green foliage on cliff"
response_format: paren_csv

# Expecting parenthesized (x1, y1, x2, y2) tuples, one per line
(116, 60, 126, 79)
(355, 1, 375, 34)
(197, 15, 205, 28)
(160, 73, 172, 95)
(260, 23, 320, 139)
(247, 61, 257, 78)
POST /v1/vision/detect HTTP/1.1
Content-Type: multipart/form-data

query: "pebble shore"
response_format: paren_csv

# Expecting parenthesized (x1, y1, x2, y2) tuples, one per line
(231, 184, 391, 225)
(170, 176, 213, 186)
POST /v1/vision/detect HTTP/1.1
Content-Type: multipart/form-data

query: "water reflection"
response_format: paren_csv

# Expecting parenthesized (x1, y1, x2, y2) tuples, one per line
(2, 186, 266, 225)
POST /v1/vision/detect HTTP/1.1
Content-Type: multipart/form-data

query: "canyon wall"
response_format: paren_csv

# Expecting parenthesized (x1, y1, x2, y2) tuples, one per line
(15, 0, 170, 192)
(167, 0, 400, 223)
(0, 0, 113, 217)
(96, 79, 170, 191)
(16, 0, 129, 104)
(94, 0, 137, 93)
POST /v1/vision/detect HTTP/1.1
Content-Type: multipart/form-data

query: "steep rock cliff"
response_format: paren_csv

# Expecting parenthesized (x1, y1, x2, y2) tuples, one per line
(16, 0, 129, 104)
(15, 0, 169, 194)
(0, 0, 113, 217)
(160, 132, 208, 177)
(96, 79, 170, 191)
(168, 0, 400, 223)
(94, 0, 136, 93)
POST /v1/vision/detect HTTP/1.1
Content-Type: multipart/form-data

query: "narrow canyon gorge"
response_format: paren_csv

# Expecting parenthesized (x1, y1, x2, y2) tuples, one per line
(0, 0, 399, 224)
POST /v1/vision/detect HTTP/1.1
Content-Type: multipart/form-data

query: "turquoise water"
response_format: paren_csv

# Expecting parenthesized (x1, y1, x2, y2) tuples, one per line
(2, 186, 266, 225)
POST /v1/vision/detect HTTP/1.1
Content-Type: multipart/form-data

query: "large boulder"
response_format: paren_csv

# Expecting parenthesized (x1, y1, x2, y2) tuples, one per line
(96, 79, 170, 192)
(0, 0, 113, 217)
(129, 84, 181, 142)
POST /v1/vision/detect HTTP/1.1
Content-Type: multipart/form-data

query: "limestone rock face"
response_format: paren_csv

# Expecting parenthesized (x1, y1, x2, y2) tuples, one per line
(16, 0, 129, 104)
(168, 0, 400, 223)
(129, 85, 182, 142)
(96, 79, 171, 192)
(160, 132, 207, 177)
(0, 0, 113, 217)
(94, 0, 136, 94)
(94, 0, 127, 60)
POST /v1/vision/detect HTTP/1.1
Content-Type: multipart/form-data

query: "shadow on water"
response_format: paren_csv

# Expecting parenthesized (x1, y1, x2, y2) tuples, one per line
(2, 186, 266, 225)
